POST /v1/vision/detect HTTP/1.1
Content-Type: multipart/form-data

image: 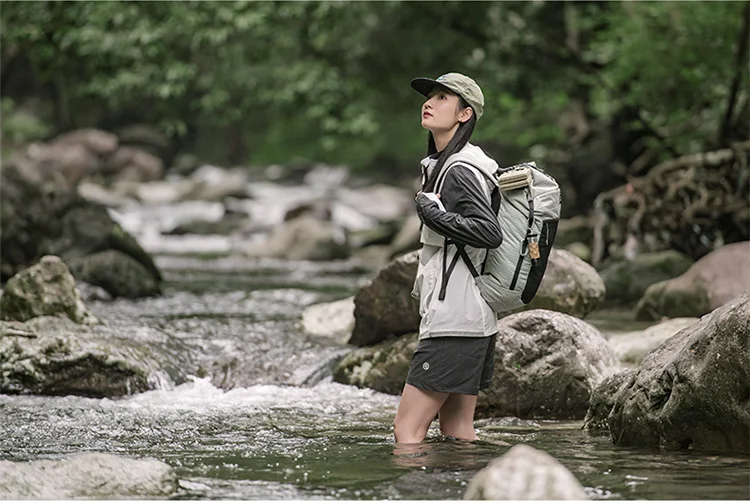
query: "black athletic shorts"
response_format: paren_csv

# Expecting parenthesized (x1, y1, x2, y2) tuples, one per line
(405, 334, 497, 396)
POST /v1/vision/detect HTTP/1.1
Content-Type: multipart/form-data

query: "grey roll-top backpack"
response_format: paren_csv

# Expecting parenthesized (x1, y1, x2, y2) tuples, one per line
(435, 154, 562, 313)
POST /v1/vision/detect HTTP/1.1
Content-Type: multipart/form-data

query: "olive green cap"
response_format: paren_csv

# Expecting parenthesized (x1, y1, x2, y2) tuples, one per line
(411, 72, 485, 120)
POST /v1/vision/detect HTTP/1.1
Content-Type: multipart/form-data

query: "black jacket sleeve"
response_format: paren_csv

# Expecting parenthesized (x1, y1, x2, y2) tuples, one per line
(415, 164, 502, 248)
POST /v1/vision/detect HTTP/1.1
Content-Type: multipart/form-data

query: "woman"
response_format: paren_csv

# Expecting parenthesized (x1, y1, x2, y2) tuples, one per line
(393, 73, 502, 444)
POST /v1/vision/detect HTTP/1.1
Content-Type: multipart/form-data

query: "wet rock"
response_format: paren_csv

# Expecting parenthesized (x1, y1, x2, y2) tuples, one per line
(555, 215, 593, 247)
(607, 317, 698, 364)
(0, 256, 99, 325)
(0, 169, 162, 297)
(582, 369, 635, 433)
(478, 309, 620, 419)
(0, 453, 177, 499)
(635, 242, 750, 320)
(348, 251, 420, 346)
(245, 215, 349, 261)
(333, 332, 418, 395)
(464, 444, 587, 500)
(523, 248, 606, 318)
(67, 250, 161, 299)
(600, 251, 694, 306)
(301, 296, 355, 344)
(0, 316, 170, 397)
(609, 292, 750, 453)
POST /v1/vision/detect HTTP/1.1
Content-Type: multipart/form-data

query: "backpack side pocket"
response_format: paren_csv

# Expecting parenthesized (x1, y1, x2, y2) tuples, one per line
(521, 219, 558, 304)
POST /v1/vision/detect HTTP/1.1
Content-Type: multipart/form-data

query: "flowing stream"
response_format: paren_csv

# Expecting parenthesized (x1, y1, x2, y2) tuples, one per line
(1, 254, 748, 499)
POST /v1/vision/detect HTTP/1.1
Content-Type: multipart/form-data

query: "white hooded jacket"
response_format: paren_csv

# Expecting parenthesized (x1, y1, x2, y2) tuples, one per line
(411, 142, 501, 339)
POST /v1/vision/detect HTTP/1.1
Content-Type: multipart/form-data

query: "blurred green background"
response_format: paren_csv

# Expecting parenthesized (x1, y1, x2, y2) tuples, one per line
(1, 1, 747, 188)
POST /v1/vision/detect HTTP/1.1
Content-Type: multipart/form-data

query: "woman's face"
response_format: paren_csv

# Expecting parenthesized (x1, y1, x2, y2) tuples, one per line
(421, 88, 472, 132)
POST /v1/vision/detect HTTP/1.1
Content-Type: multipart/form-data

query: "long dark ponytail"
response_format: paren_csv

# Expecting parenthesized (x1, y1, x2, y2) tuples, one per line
(421, 96, 476, 193)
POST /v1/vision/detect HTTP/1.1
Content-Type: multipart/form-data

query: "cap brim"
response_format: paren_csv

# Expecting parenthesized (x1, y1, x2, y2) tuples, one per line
(410, 77, 449, 97)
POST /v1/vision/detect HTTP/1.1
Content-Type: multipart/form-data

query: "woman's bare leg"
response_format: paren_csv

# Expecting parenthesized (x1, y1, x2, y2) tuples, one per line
(394, 384, 448, 444)
(438, 393, 479, 440)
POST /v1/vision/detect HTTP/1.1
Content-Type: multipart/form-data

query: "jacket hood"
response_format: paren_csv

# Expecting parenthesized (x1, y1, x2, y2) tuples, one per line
(445, 143, 499, 180)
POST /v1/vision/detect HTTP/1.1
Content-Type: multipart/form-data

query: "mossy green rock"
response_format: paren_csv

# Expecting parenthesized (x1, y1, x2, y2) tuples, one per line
(0, 316, 164, 397)
(333, 332, 418, 394)
(600, 250, 694, 306)
(0, 256, 99, 325)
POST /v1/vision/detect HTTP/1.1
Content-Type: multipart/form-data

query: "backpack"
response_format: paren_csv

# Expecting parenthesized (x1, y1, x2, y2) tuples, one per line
(435, 156, 561, 313)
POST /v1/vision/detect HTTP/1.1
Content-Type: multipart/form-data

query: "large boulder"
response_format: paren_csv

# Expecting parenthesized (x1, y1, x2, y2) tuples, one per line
(0, 168, 162, 297)
(600, 250, 694, 305)
(0, 256, 99, 325)
(522, 248, 606, 318)
(582, 369, 635, 433)
(606, 317, 698, 364)
(608, 292, 750, 452)
(478, 309, 620, 419)
(0, 316, 177, 397)
(635, 242, 750, 320)
(348, 251, 420, 346)
(464, 444, 587, 500)
(333, 332, 418, 395)
(0, 453, 177, 499)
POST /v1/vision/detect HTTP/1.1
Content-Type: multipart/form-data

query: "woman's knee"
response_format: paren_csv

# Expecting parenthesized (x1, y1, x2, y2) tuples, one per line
(394, 415, 427, 444)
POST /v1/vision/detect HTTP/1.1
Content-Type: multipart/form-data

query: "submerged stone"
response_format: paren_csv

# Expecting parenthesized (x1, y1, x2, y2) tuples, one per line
(464, 444, 587, 500)
(0, 453, 177, 499)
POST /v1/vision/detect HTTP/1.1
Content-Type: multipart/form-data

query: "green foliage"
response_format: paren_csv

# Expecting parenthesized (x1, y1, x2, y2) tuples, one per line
(0, 98, 51, 145)
(1, 1, 746, 171)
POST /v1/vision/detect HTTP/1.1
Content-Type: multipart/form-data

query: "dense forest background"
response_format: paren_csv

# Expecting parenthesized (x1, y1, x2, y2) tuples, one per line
(1, 1, 748, 213)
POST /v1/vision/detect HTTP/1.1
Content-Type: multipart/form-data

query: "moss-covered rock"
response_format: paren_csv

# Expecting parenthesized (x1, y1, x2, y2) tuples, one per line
(333, 332, 418, 394)
(0, 316, 183, 397)
(600, 250, 694, 306)
(0, 256, 99, 325)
